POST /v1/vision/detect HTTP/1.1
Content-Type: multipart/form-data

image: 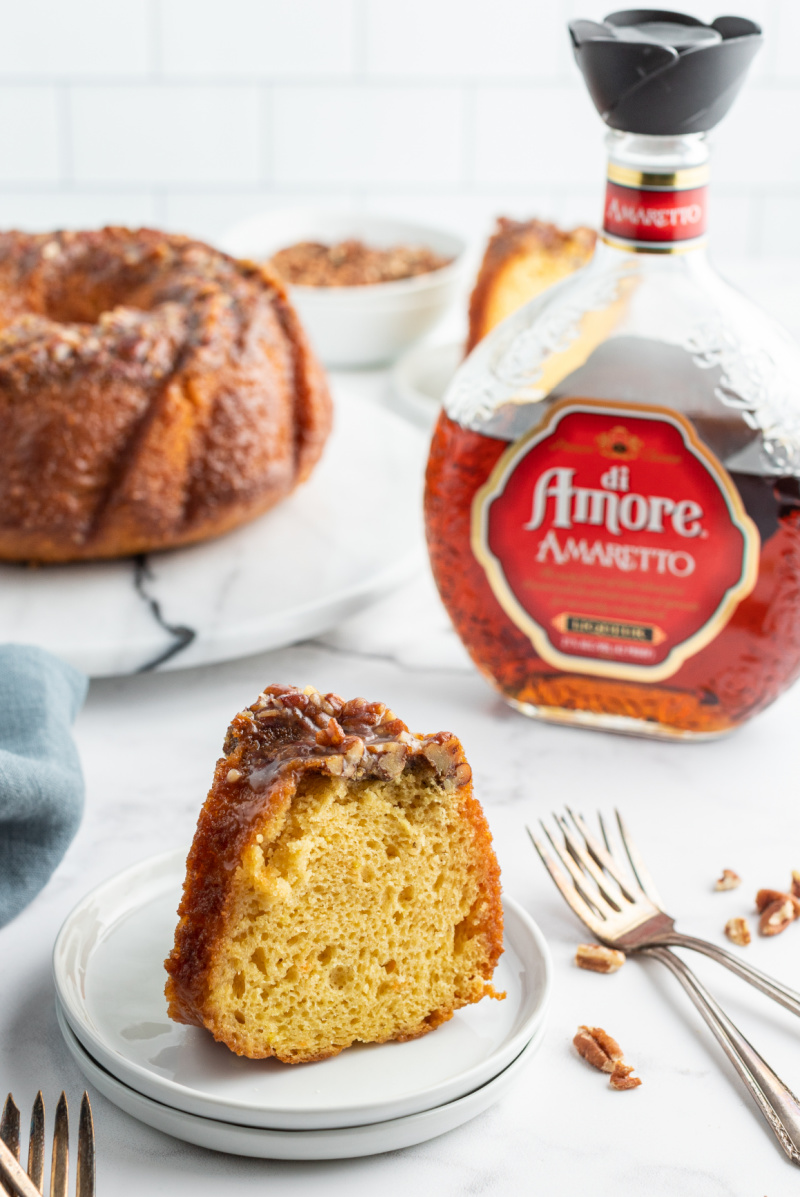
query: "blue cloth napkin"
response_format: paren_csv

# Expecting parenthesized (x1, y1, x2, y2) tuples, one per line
(0, 645, 88, 929)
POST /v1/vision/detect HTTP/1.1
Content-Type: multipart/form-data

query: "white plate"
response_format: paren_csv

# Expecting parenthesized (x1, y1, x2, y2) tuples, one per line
(57, 1002, 544, 1160)
(0, 388, 425, 678)
(54, 850, 551, 1131)
(390, 340, 461, 428)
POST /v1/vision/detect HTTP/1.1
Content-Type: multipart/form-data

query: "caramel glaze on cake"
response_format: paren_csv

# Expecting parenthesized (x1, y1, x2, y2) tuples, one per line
(165, 684, 504, 1063)
(466, 218, 596, 352)
(0, 227, 332, 562)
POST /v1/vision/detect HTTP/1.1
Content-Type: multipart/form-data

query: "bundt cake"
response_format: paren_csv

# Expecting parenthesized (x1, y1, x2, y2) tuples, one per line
(164, 684, 504, 1063)
(0, 227, 332, 562)
(466, 218, 596, 352)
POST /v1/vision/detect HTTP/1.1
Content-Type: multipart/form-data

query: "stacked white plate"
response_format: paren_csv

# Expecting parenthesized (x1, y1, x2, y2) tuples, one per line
(54, 851, 551, 1160)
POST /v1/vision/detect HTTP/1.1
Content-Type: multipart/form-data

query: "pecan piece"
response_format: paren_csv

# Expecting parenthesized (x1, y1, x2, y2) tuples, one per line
(573, 1025, 623, 1073)
(759, 897, 797, 937)
(724, 916, 751, 946)
(791, 871, 800, 900)
(575, 943, 626, 974)
(610, 1063, 642, 1091)
(714, 868, 741, 891)
(755, 888, 800, 915)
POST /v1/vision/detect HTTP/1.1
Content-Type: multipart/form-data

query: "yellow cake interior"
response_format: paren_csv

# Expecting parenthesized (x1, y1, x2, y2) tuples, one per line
(467, 219, 596, 351)
(481, 249, 589, 335)
(203, 767, 494, 1062)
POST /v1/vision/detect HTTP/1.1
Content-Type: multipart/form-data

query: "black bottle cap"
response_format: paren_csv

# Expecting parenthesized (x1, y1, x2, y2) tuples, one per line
(569, 9, 763, 134)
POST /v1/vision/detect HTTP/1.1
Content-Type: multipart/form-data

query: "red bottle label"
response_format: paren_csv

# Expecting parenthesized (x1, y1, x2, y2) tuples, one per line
(472, 401, 759, 681)
(603, 179, 707, 247)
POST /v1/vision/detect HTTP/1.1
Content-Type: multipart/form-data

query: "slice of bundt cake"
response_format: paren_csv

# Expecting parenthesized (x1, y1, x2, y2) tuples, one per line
(165, 685, 503, 1063)
(466, 218, 596, 352)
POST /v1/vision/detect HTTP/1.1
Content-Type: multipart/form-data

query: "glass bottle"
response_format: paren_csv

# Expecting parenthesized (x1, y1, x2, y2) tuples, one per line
(425, 10, 800, 739)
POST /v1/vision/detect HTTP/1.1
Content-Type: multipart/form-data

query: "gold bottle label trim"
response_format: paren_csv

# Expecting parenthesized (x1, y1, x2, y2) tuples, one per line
(602, 167, 708, 253)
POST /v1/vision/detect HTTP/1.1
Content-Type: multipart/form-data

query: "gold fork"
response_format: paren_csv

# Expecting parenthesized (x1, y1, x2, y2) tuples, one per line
(0, 1091, 94, 1197)
(530, 809, 800, 1166)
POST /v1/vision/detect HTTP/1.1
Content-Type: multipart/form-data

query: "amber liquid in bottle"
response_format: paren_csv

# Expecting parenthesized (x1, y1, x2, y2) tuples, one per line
(424, 114, 800, 739)
(425, 412, 800, 737)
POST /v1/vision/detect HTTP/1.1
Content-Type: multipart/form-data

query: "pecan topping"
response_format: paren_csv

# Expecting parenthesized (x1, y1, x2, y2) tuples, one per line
(575, 943, 626, 974)
(224, 684, 467, 792)
(714, 868, 741, 891)
(791, 871, 800, 900)
(724, 916, 751, 946)
(573, 1025, 623, 1073)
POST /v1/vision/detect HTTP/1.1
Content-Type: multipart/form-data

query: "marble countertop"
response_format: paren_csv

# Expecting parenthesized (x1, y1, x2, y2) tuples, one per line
(3, 278, 800, 1195)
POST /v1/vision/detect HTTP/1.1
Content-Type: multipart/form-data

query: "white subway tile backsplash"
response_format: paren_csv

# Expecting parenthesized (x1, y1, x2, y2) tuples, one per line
(361, 191, 554, 243)
(69, 85, 262, 185)
(547, 188, 604, 229)
(0, 191, 158, 232)
(0, 0, 797, 256)
(0, 88, 60, 183)
(0, 0, 151, 78)
(474, 86, 605, 185)
(163, 190, 357, 243)
(706, 192, 757, 258)
(273, 86, 465, 185)
(160, 0, 355, 78)
(773, 1, 800, 80)
(761, 195, 800, 254)
(712, 87, 800, 185)
(365, 0, 562, 79)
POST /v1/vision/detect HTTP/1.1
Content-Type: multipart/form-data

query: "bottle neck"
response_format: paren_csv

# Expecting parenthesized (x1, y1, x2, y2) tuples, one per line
(601, 132, 709, 256)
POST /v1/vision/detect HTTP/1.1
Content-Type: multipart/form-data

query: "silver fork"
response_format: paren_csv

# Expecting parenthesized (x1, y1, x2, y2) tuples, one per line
(0, 1091, 94, 1197)
(530, 808, 800, 1165)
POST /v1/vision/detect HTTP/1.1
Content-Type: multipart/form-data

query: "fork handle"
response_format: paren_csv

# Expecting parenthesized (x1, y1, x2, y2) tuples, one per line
(642, 945, 800, 1164)
(656, 931, 800, 1018)
(0, 1137, 40, 1197)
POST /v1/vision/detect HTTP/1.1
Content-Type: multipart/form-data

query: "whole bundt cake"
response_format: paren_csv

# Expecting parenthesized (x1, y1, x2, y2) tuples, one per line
(0, 227, 332, 562)
(164, 684, 504, 1063)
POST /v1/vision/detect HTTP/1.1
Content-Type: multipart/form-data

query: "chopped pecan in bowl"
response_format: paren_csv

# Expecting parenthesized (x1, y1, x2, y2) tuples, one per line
(270, 239, 453, 287)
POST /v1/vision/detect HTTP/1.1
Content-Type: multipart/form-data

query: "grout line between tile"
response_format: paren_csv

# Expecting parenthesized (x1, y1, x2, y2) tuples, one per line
(352, 0, 368, 81)
(148, 0, 162, 79)
(260, 84, 273, 185)
(461, 86, 476, 188)
(57, 83, 72, 184)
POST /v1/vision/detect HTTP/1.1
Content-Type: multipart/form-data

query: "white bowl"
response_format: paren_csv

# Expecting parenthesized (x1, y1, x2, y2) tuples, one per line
(218, 210, 467, 368)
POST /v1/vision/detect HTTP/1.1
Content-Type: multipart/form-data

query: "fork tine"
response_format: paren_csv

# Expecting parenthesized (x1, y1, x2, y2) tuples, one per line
(541, 819, 616, 920)
(615, 808, 666, 910)
(49, 1094, 68, 1197)
(75, 1094, 94, 1197)
(598, 811, 613, 857)
(566, 807, 641, 902)
(555, 814, 625, 911)
(0, 1097, 20, 1163)
(27, 1093, 44, 1195)
(526, 826, 605, 936)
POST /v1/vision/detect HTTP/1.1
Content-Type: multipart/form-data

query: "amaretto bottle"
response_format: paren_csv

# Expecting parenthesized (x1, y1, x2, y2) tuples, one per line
(425, 9, 800, 740)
